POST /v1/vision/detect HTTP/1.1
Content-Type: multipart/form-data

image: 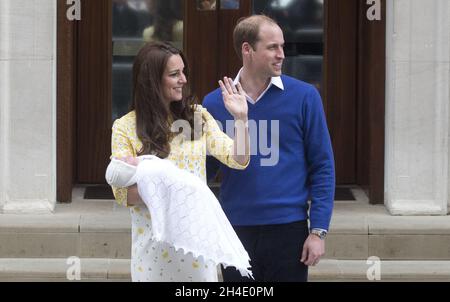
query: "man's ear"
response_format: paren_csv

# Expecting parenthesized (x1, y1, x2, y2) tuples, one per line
(242, 42, 252, 57)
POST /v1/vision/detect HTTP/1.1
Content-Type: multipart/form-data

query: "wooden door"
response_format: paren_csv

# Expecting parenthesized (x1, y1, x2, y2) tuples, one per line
(186, 0, 359, 185)
(60, 0, 384, 203)
(75, 0, 251, 184)
(185, 0, 252, 100)
(324, 0, 358, 184)
(74, 0, 359, 184)
(77, 0, 112, 183)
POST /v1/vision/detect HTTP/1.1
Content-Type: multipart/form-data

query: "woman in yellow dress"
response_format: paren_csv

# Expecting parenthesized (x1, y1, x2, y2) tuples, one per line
(110, 41, 249, 282)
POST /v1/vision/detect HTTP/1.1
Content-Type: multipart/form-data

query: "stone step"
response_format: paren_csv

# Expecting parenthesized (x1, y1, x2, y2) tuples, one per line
(2, 209, 450, 260)
(309, 259, 450, 282)
(327, 202, 450, 260)
(0, 211, 132, 259)
(0, 258, 131, 282)
(1, 258, 450, 282)
(2, 188, 450, 260)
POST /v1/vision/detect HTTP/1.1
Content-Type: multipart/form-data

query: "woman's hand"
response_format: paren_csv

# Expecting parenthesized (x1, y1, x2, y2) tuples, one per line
(127, 184, 143, 206)
(114, 156, 143, 205)
(219, 77, 248, 121)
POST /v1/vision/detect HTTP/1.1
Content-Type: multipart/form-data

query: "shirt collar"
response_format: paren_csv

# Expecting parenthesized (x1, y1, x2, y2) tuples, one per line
(233, 68, 285, 91)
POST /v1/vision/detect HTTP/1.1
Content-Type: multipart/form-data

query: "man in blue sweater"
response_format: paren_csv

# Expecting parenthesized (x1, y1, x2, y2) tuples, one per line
(203, 15, 335, 282)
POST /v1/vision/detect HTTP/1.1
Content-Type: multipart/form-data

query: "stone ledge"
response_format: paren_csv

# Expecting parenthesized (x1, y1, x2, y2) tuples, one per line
(0, 212, 130, 234)
(1, 259, 450, 282)
(0, 215, 80, 233)
(310, 259, 450, 281)
(329, 214, 450, 235)
(0, 232, 131, 258)
(0, 258, 130, 281)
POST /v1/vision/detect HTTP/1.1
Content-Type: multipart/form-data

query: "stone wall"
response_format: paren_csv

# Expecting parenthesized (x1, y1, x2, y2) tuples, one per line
(0, 0, 56, 213)
(385, 0, 450, 215)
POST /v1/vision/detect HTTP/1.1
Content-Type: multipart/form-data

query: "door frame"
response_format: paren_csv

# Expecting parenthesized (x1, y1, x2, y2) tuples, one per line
(356, 0, 386, 204)
(57, 0, 386, 204)
(323, 0, 358, 185)
(57, 0, 77, 203)
(185, 0, 252, 100)
(76, 0, 112, 183)
(323, 0, 386, 203)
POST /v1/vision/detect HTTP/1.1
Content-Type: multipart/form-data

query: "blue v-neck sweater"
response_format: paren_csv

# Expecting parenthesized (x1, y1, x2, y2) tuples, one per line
(203, 75, 335, 230)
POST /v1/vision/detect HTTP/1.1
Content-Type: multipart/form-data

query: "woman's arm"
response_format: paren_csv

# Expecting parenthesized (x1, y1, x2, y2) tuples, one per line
(110, 120, 144, 207)
(127, 184, 143, 206)
(232, 117, 250, 166)
(122, 156, 144, 206)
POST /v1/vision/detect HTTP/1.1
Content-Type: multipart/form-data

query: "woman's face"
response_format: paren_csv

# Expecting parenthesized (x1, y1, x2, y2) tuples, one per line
(161, 54, 187, 103)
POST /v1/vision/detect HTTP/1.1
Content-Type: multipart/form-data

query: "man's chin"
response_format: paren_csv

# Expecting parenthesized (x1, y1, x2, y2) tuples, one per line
(272, 70, 282, 77)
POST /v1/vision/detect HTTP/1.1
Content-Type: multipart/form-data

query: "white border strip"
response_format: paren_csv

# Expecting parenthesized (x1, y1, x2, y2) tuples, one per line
(52, 0, 58, 206)
(0, 0, 11, 210)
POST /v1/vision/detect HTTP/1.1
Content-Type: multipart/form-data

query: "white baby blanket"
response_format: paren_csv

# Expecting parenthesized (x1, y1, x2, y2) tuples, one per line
(106, 156, 252, 278)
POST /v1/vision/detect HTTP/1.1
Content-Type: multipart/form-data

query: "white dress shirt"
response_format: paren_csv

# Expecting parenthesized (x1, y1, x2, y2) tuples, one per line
(233, 68, 284, 104)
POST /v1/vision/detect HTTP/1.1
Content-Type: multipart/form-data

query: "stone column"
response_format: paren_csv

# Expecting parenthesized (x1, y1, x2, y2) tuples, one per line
(0, 0, 56, 213)
(385, 0, 450, 215)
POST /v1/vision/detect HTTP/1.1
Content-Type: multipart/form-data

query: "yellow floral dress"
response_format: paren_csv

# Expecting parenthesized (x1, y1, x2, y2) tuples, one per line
(110, 105, 248, 282)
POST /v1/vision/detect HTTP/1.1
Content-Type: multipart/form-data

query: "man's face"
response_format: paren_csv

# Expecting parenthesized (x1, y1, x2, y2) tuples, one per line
(248, 23, 285, 77)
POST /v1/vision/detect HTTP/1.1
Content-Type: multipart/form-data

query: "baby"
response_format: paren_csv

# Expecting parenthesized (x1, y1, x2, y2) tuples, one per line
(105, 155, 152, 188)
(105, 156, 253, 278)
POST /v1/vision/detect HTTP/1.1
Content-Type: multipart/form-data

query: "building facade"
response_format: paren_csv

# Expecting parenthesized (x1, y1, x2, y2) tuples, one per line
(0, 0, 57, 213)
(0, 0, 449, 215)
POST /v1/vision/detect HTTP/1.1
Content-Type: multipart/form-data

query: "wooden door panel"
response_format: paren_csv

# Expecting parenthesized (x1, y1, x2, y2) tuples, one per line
(185, 0, 219, 101)
(77, 0, 112, 183)
(73, 0, 367, 189)
(357, 0, 386, 203)
(324, 0, 358, 184)
(217, 1, 252, 80)
(57, 0, 76, 202)
(60, 0, 385, 202)
(185, 0, 251, 101)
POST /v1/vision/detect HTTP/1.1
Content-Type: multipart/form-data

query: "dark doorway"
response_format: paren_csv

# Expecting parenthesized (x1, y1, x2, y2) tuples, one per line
(57, 0, 385, 204)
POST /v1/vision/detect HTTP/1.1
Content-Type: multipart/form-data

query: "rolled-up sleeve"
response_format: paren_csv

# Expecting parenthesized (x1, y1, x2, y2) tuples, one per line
(110, 119, 136, 207)
(203, 108, 249, 170)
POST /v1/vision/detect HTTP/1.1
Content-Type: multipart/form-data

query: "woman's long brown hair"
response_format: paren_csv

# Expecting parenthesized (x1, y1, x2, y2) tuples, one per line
(130, 41, 200, 158)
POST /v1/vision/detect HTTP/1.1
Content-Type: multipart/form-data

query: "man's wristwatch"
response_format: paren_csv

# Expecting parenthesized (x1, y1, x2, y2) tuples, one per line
(310, 229, 327, 240)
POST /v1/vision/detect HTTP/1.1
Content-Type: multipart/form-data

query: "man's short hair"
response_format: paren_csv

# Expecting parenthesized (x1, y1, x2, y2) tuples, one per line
(233, 15, 278, 60)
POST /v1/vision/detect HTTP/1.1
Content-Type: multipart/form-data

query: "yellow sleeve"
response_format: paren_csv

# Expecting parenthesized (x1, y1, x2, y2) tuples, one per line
(110, 119, 136, 207)
(203, 107, 249, 170)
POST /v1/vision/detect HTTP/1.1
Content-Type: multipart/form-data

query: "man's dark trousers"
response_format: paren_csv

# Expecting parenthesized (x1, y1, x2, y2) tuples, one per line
(222, 220, 309, 282)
